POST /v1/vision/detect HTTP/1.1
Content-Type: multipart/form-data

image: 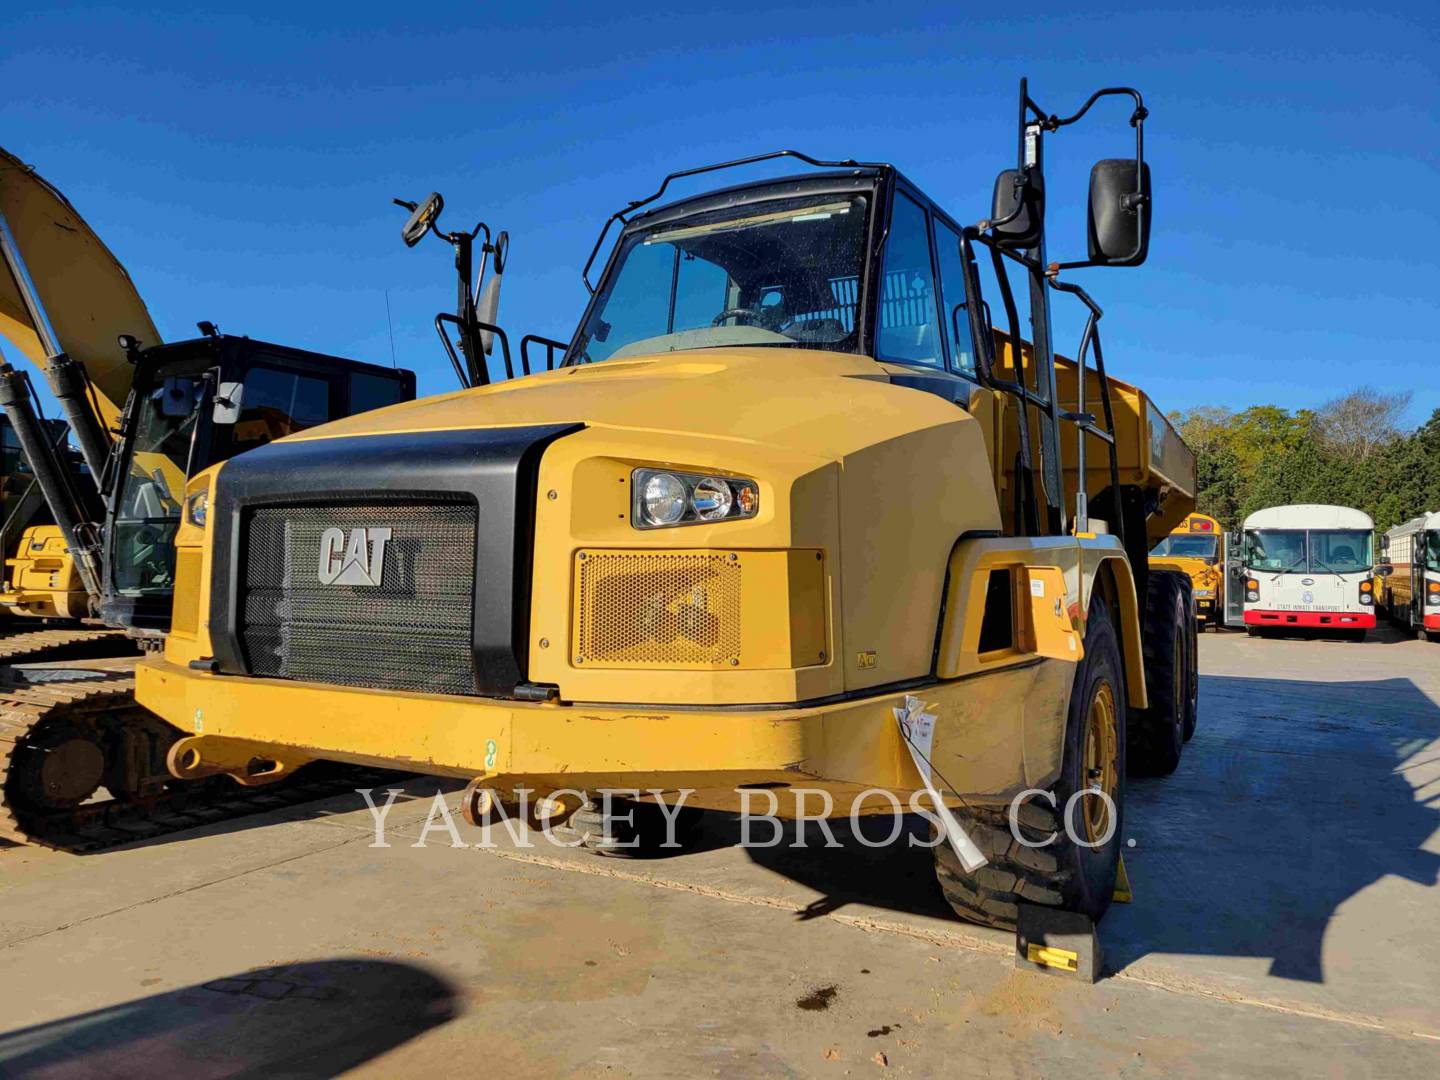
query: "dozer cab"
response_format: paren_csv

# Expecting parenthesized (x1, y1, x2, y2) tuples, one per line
(0, 145, 415, 845)
(141, 80, 1198, 929)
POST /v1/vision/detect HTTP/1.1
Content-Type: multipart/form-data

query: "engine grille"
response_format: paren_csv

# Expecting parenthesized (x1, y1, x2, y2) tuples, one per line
(574, 551, 742, 667)
(240, 501, 478, 695)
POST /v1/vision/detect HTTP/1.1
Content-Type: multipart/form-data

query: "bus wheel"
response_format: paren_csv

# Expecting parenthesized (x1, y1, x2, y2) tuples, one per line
(1130, 570, 1190, 776)
(931, 596, 1126, 930)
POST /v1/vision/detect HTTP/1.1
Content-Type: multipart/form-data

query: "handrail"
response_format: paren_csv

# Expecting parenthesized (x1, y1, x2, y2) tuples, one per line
(520, 334, 567, 376)
(581, 149, 887, 293)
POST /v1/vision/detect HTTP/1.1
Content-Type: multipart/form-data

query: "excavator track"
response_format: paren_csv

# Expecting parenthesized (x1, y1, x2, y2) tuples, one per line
(0, 627, 137, 664)
(0, 666, 404, 852)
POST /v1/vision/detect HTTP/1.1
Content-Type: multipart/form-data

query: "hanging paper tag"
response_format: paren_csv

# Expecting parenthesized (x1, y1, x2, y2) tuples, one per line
(893, 695, 987, 872)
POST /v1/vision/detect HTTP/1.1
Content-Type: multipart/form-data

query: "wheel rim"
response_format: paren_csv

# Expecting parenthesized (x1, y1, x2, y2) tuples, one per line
(1081, 679, 1119, 844)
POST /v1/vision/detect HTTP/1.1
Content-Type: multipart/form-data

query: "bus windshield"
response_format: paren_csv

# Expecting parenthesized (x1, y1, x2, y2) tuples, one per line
(1244, 529, 1372, 574)
(571, 194, 871, 363)
(1244, 530, 1306, 573)
(1151, 534, 1218, 560)
(1425, 531, 1440, 573)
(1308, 530, 1372, 574)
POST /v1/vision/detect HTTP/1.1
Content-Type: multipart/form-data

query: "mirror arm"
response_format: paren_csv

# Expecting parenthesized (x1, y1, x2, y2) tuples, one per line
(474, 321, 512, 381)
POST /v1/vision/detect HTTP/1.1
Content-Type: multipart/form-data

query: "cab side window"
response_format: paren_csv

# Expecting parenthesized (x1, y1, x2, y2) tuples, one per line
(878, 193, 943, 369)
(232, 367, 332, 452)
(934, 220, 976, 377)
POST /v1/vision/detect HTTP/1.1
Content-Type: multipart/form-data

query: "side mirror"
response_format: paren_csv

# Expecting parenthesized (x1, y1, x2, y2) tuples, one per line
(1377, 565, 1394, 577)
(1087, 159, 1152, 266)
(475, 230, 508, 356)
(401, 192, 444, 248)
(990, 169, 1044, 249)
(212, 381, 244, 425)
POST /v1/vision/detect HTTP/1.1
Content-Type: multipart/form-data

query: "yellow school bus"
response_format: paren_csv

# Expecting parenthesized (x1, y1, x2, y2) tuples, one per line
(1150, 512, 1224, 628)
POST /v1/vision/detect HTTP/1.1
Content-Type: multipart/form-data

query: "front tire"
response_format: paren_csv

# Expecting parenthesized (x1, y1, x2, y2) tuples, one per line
(932, 597, 1127, 930)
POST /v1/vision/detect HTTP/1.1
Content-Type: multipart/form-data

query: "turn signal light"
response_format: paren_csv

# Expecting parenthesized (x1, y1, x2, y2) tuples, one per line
(1360, 579, 1373, 593)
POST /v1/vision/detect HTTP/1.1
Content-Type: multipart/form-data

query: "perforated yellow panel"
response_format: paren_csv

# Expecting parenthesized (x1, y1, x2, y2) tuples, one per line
(575, 551, 742, 668)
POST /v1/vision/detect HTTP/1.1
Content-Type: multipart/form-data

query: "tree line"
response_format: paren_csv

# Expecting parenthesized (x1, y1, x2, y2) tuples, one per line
(1170, 390, 1440, 533)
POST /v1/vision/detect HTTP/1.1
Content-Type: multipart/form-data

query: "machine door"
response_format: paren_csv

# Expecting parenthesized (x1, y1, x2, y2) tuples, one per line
(1223, 531, 1246, 628)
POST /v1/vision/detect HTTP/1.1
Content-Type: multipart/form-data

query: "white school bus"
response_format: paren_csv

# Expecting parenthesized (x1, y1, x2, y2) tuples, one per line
(1239, 504, 1376, 640)
(1379, 511, 1440, 642)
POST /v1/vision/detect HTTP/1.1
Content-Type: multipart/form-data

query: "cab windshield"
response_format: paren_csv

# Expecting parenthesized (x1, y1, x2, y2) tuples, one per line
(570, 194, 871, 363)
(1151, 534, 1218, 560)
(1426, 531, 1440, 573)
(1243, 529, 1372, 574)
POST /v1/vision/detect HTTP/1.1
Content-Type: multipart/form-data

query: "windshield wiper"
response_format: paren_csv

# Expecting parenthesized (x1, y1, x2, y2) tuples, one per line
(1266, 555, 1307, 577)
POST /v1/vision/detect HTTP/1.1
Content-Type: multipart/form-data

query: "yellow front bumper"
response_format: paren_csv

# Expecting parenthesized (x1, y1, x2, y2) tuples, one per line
(138, 657, 1052, 812)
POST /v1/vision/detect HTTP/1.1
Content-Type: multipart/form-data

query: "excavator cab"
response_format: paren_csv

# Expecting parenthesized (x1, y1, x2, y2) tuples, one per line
(102, 333, 416, 632)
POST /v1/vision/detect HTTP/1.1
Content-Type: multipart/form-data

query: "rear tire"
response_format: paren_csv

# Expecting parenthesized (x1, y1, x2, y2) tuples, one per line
(932, 596, 1126, 930)
(1130, 571, 1192, 775)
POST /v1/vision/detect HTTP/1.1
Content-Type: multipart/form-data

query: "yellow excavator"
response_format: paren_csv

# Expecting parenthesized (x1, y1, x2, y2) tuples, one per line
(0, 146, 416, 846)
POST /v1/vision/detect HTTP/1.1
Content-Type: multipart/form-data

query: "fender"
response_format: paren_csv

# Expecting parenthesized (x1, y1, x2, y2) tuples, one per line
(935, 534, 1148, 710)
(1082, 546, 1147, 710)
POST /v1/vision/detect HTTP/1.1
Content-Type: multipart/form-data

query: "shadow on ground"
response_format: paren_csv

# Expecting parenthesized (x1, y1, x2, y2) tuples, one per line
(1106, 673, 1440, 981)
(0, 958, 458, 1078)
(727, 672, 1440, 983)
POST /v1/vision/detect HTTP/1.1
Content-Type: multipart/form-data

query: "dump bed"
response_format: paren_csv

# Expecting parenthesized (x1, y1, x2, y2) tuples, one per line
(990, 329, 1196, 544)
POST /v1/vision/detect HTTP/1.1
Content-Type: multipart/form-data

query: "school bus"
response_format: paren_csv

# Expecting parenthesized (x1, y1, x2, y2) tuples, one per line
(1150, 512, 1223, 628)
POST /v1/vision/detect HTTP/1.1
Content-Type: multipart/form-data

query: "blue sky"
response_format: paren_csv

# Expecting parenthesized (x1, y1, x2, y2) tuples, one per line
(3, 1, 1437, 424)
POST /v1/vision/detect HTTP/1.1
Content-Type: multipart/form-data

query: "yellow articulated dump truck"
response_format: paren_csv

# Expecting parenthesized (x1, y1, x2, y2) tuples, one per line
(140, 80, 1197, 929)
(1150, 512, 1224, 629)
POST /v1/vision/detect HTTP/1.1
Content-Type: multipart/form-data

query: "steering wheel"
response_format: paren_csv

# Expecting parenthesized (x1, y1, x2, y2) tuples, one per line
(711, 307, 764, 327)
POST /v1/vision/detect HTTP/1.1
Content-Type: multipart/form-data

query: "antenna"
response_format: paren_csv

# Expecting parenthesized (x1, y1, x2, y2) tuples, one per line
(384, 288, 398, 369)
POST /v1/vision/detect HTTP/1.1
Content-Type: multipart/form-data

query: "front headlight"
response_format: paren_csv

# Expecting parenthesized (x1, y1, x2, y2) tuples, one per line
(186, 491, 208, 527)
(632, 468, 759, 529)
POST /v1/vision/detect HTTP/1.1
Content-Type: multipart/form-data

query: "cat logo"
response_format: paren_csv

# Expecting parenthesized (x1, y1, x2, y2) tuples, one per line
(318, 526, 392, 587)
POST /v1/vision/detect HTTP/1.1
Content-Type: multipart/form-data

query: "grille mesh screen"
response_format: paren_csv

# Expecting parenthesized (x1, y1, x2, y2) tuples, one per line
(241, 501, 477, 694)
(575, 551, 741, 667)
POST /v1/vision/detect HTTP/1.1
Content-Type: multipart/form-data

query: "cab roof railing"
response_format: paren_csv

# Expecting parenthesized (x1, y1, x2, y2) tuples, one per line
(581, 149, 888, 294)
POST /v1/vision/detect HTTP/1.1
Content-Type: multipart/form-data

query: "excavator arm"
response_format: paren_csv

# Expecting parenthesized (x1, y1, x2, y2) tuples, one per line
(0, 145, 160, 433)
